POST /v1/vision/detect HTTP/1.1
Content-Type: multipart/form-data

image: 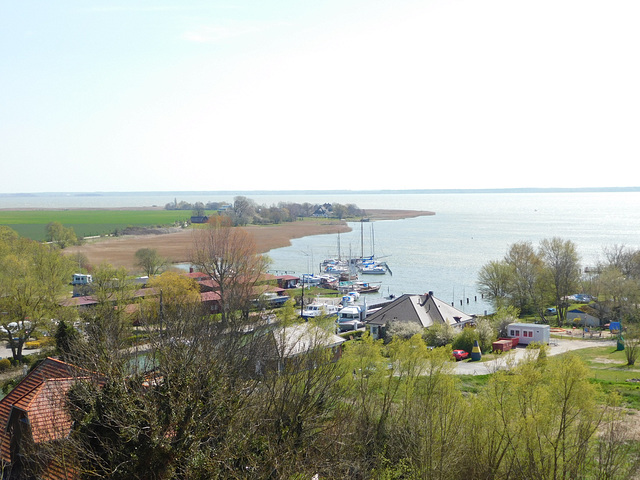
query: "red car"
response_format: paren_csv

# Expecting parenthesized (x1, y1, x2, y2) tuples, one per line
(452, 349, 469, 361)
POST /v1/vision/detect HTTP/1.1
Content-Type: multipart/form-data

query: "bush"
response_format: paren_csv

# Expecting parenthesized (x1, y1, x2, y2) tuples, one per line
(339, 330, 365, 341)
(386, 321, 424, 340)
(25, 341, 41, 350)
(0, 358, 11, 372)
(452, 327, 478, 354)
(423, 323, 455, 347)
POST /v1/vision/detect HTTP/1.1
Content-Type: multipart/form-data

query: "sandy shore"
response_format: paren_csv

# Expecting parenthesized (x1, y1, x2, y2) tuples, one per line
(63, 209, 434, 272)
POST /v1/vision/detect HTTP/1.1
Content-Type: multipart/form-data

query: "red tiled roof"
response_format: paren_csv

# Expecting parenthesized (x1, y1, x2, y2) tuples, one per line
(0, 358, 89, 468)
(59, 296, 97, 307)
(15, 377, 79, 444)
(201, 291, 221, 302)
(276, 275, 299, 281)
(197, 278, 221, 291)
(185, 271, 209, 280)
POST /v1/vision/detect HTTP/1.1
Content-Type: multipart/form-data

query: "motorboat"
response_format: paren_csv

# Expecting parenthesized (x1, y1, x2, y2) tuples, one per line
(301, 302, 340, 319)
(337, 305, 365, 331)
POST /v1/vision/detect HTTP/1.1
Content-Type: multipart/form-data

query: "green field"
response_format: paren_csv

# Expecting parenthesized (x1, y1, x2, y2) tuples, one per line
(565, 346, 640, 408)
(0, 210, 198, 241)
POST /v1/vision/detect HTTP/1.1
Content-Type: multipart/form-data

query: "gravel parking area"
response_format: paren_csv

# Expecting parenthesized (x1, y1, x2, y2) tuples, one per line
(453, 338, 616, 375)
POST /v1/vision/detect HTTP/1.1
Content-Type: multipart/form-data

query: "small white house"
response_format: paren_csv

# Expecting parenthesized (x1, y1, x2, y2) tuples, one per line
(71, 273, 92, 285)
(507, 322, 550, 345)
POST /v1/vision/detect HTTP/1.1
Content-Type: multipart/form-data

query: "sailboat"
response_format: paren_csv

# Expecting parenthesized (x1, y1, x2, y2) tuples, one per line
(355, 220, 392, 275)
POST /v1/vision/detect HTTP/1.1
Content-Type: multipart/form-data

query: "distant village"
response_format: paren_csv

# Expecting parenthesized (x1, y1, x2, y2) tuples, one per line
(166, 196, 365, 226)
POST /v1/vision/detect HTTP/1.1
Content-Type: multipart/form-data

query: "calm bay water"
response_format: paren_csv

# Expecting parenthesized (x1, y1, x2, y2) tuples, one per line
(3, 191, 640, 315)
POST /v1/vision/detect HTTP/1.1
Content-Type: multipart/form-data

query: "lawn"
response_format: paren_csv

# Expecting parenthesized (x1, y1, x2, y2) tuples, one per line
(564, 346, 640, 409)
(0, 210, 197, 241)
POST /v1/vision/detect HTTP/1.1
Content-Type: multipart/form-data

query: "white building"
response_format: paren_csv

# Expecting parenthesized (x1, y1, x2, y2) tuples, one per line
(507, 322, 550, 345)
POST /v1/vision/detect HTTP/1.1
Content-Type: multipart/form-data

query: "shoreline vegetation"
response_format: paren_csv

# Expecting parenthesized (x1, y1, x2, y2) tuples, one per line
(62, 209, 434, 271)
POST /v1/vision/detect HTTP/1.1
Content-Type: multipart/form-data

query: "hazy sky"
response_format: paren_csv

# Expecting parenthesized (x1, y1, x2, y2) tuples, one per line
(2, 0, 639, 193)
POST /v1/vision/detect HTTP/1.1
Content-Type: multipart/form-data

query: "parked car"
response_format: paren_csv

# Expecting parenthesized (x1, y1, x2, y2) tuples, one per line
(452, 349, 469, 361)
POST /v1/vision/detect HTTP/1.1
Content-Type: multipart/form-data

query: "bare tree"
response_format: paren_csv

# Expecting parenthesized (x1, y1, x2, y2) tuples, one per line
(191, 216, 269, 326)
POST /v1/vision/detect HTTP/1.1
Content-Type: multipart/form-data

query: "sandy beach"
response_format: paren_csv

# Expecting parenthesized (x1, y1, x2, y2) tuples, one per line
(63, 209, 434, 272)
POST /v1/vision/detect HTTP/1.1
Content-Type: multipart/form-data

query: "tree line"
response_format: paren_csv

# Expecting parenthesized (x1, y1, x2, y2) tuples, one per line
(477, 238, 640, 326)
(167, 195, 365, 226)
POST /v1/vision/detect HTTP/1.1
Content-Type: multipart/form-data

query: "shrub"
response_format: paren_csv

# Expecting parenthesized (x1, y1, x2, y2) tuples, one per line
(423, 323, 455, 347)
(339, 330, 364, 340)
(385, 321, 424, 340)
(0, 358, 11, 372)
(25, 341, 41, 350)
(452, 327, 478, 354)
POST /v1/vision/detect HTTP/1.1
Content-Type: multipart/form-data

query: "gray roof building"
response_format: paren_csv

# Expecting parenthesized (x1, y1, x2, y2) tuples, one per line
(366, 292, 475, 339)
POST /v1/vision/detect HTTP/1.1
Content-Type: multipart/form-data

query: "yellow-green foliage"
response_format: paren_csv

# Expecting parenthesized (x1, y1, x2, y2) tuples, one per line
(0, 358, 11, 371)
(25, 341, 41, 350)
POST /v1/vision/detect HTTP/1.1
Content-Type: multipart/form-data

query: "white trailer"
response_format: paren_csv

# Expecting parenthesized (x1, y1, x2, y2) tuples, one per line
(507, 322, 550, 345)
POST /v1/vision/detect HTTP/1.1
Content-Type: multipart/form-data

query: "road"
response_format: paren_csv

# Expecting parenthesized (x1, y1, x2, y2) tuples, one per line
(453, 338, 616, 375)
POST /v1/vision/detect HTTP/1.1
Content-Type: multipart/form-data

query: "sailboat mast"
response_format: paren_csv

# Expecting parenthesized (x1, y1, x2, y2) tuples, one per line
(360, 220, 364, 260)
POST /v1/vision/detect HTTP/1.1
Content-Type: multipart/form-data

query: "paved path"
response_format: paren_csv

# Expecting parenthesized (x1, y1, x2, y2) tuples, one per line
(453, 338, 616, 375)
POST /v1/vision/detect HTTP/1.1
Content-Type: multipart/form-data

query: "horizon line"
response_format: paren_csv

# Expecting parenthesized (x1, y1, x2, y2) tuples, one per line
(1, 186, 640, 197)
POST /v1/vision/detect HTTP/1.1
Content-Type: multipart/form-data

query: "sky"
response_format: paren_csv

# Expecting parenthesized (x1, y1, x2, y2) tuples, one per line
(1, 0, 639, 194)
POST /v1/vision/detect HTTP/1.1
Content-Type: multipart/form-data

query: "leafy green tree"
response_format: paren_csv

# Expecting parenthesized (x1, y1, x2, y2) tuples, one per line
(623, 324, 640, 366)
(452, 326, 478, 353)
(539, 237, 581, 325)
(477, 260, 513, 310)
(0, 235, 74, 362)
(45, 221, 78, 248)
(474, 317, 496, 352)
(77, 263, 135, 375)
(134, 247, 167, 277)
(468, 354, 604, 479)
(423, 322, 455, 347)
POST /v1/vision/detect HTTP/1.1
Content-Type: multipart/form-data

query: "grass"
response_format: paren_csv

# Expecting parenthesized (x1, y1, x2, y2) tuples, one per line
(560, 346, 640, 409)
(457, 374, 491, 394)
(0, 210, 197, 241)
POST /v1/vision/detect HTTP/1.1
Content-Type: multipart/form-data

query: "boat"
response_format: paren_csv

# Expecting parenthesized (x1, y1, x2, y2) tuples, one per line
(354, 221, 392, 275)
(360, 263, 387, 275)
(340, 291, 360, 306)
(337, 281, 381, 294)
(301, 301, 340, 319)
(300, 273, 321, 286)
(337, 305, 365, 332)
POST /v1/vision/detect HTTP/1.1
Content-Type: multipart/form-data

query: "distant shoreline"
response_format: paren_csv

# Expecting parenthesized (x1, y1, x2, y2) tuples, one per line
(63, 209, 434, 271)
(1, 186, 639, 199)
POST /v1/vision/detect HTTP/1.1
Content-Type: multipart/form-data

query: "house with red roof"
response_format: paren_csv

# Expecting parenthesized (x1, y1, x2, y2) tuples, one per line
(0, 357, 99, 479)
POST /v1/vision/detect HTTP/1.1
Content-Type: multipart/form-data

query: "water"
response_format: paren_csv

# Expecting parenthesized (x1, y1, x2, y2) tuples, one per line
(3, 191, 640, 315)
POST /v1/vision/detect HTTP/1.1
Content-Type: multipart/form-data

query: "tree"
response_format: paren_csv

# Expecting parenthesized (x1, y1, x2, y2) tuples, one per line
(0, 235, 74, 362)
(192, 202, 206, 217)
(134, 248, 167, 277)
(477, 260, 513, 310)
(55, 319, 81, 362)
(191, 216, 269, 326)
(539, 238, 582, 325)
(76, 263, 136, 374)
(504, 241, 546, 316)
(232, 196, 256, 226)
(623, 324, 640, 366)
(45, 221, 78, 249)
